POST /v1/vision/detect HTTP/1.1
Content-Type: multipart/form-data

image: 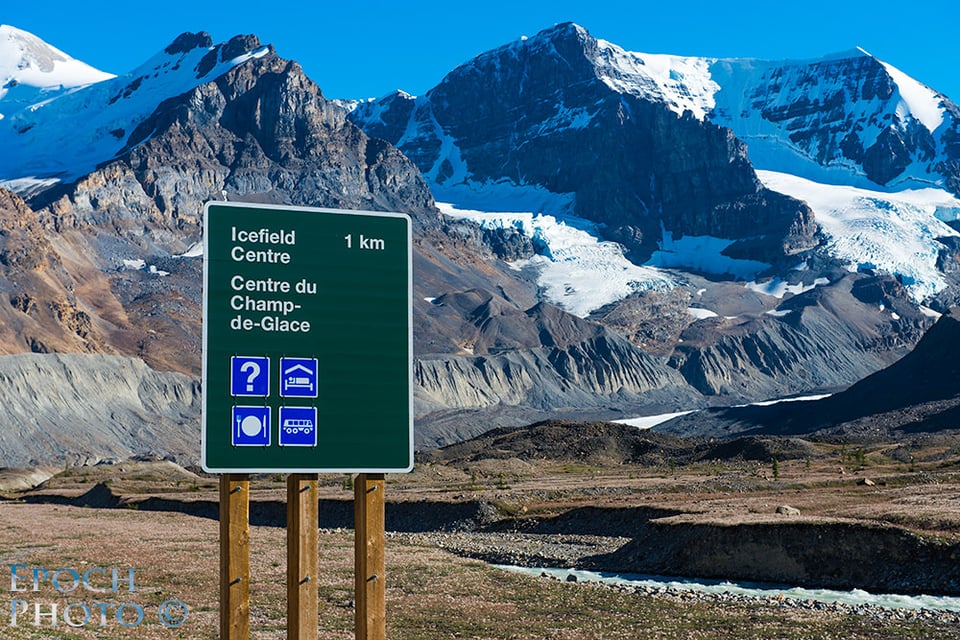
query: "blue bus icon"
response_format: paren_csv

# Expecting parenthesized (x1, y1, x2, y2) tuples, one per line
(278, 407, 317, 447)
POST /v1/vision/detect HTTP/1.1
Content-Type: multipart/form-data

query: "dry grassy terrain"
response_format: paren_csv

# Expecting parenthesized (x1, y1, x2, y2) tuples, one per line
(1, 435, 959, 639)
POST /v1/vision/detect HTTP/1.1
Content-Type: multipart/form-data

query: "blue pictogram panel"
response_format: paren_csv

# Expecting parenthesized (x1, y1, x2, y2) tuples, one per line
(279, 357, 318, 398)
(231, 356, 270, 397)
(232, 406, 271, 446)
(278, 407, 317, 447)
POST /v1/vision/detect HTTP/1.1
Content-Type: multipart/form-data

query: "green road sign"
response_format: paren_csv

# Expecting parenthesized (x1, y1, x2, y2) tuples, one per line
(201, 202, 413, 473)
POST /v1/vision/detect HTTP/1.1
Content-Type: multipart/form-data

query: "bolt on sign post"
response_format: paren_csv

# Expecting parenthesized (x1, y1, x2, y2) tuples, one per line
(202, 202, 413, 640)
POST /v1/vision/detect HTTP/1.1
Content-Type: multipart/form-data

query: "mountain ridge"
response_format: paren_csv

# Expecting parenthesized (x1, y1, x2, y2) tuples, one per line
(654, 306, 960, 439)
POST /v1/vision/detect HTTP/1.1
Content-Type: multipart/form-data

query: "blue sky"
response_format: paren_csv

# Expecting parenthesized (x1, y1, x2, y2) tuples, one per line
(5, 0, 959, 101)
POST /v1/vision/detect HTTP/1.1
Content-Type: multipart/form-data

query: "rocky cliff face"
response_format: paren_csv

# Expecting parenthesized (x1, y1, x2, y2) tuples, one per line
(350, 23, 818, 264)
(0, 188, 104, 356)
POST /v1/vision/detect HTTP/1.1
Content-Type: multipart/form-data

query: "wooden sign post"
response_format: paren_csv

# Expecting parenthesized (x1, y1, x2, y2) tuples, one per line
(287, 474, 320, 640)
(218, 473, 390, 640)
(355, 474, 386, 640)
(220, 474, 250, 640)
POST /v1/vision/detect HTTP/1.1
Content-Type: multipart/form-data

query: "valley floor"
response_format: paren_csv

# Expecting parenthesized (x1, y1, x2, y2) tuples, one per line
(1, 440, 959, 638)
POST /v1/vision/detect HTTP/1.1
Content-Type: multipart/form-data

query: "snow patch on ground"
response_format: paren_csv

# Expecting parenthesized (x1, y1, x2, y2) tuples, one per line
(614, 411, 696, 429)
(919, 306, 943, 320)
(738, 393, 833, 408)
(617, 394, 832, 430)
(745, 277, 831, 299)
(176, 242, 204, 258)
(121, 259, 168, 276)
(687, 308, 718, 320)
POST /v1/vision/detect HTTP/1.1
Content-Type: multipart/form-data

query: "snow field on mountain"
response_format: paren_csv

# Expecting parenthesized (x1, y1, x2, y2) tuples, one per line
(745, 276, 831, 299)
(0, 25, 115, 108)
(758, 170, 960, 302)
(592, 37, 717, 121)
(647, 229, 770, 280)
(594, 39, 953, 193)
(879, 60, 945, 132)
(437, 198, 675, 318)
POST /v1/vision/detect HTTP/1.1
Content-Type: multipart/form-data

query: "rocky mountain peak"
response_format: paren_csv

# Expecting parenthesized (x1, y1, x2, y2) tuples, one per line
(351, 23, 816, 267)
(441, 22, 601, 103)
(0, 31, 440, 377)
(163, 32, 215, 55)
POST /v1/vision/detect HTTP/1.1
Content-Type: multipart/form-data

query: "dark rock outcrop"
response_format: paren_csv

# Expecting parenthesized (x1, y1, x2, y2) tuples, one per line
(599, 518, 960, 595)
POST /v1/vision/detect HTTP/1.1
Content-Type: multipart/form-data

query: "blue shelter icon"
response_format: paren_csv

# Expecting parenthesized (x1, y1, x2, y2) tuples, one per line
(279, 358, 318, 398)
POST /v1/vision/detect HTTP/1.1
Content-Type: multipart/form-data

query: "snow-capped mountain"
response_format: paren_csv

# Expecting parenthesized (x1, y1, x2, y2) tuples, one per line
(708, 49, 959, 194)
(349, 23, 960, 308)
(0, 30, 270, 196)
(584, 41, 960, 195)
